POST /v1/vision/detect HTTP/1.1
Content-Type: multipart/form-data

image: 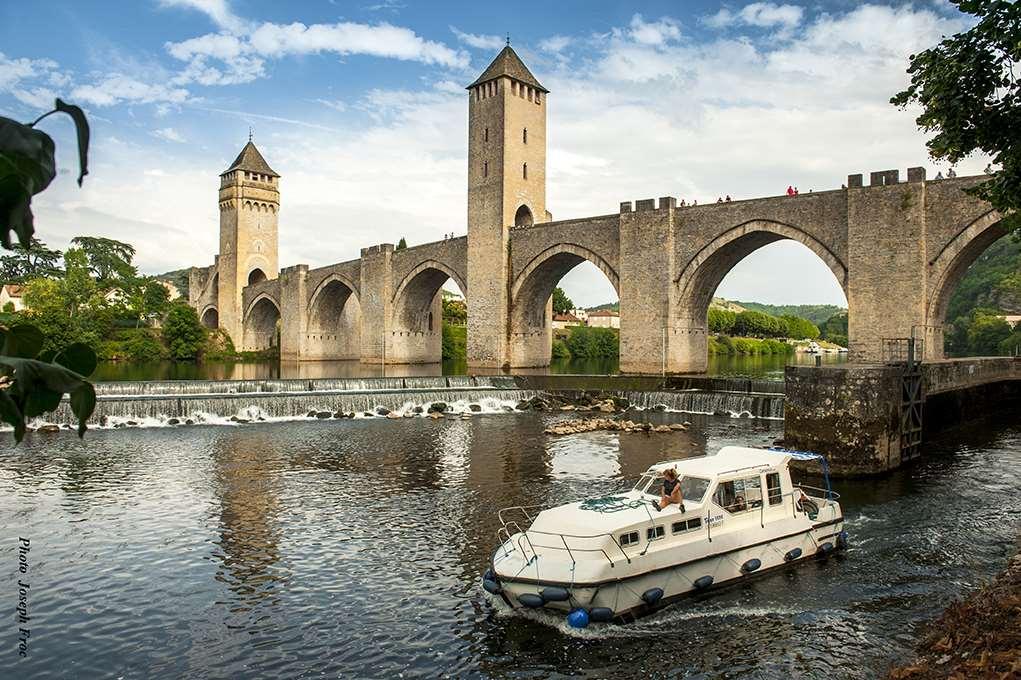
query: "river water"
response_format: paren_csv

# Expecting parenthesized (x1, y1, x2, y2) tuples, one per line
(92, 352, 847, 382)
(1, 405, 1017, 678)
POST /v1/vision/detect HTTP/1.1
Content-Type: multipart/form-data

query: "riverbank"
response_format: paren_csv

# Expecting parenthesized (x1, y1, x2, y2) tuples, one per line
(887, 538, 1021, 679)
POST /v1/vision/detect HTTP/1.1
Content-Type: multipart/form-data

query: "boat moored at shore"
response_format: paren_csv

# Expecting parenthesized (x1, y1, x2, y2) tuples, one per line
(484, 446, 845, 625)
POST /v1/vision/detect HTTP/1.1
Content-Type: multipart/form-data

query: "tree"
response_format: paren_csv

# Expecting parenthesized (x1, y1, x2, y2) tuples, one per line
(70, 236, 137, 281)
(0, 237, 62, 283)
(125, 276, 170, 327)
(891, 0, 1021, 233)
(552, 287, 574, 315)
(162, 300, 206, 359)
(708, 308, 736, 334)
(396, 237, 407, 250)
(442, 297, 466, 324)
(967, 313, 1012, 355)
(780, 314, 820, 340)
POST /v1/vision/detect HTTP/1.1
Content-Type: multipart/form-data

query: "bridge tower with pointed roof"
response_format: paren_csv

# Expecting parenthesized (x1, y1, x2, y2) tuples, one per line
(465, 44, 550, 368)
(215, 140, 281, 345)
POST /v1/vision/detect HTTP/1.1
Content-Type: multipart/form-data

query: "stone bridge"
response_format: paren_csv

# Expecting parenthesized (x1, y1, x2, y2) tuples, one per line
(216, 169, 998, 373)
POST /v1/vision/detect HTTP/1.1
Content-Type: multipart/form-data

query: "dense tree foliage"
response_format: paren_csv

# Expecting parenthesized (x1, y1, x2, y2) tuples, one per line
(946, 235, 1020, 321)
(564, 326, 618, 358)
(396, 237, 407, 251)
(730, 301, 844, 327)
(946, 307, 1017, 356)
(442, 297, 466, 324)
(441, 322, 465, 361)
(162, 301, 206, 360)
(0, 237, 62, 282)
(70, 236, 136, 281)
(891, 0, 1020, 233)
(552, 287, 574, 315)
(709, 308, 736, 334)
(819, 312, 849, 348)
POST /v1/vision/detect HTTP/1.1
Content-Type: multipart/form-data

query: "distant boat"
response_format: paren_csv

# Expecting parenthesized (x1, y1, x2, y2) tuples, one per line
(805, 341, 821, 354)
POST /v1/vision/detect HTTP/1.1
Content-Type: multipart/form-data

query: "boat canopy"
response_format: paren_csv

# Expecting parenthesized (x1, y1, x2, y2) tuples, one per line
(645, 446, 790, 479)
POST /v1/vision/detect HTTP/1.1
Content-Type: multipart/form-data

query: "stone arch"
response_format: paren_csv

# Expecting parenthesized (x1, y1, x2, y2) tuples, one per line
(514, 204, 534, 227)
(248, 268, 267, 285)
(242, 294, 280, 351)
(200, 306, 219, 329)
(925, 210, 1006, 357)
(389, 260, 467, 364)
(671, 219, 848, 372)
(305, 274, 362, 360)
(509, 243, 620, 367)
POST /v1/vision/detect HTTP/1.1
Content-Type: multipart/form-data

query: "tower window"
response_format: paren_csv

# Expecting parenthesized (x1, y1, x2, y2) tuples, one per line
(512, 81, 518, 96)
(535, 92, 541, 105)
(522, 163, 527, 180)
(483, 161, 488, 178)
(523, 128, 527, 144)
(485, 127, 489, 142)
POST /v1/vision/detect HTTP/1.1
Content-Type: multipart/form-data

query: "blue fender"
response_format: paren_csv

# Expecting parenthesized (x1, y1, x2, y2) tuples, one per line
(518, 593, 544, 608)
(641, 587, 664, 605)
(784, 548, 803, 562)
(741, 558, 762, 573)
(589, 607, 614, 622)
(693, 575, 714, 590)
(818, 542, 834, 556)
(541, 587, 570, 602)
(567, 608, 589, 628)
(482, 578, 501, 595)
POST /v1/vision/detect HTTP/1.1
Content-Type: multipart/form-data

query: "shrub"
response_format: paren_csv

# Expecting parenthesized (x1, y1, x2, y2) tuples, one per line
(565, 326, 618, 358)
(204, 328, 236, 360)
(442, 322, 466, 360)
(123, 330, 166, 362)
(551, 339, 571, 359)
(162, 301, 206, 359)
(998, 329, 1021, 356)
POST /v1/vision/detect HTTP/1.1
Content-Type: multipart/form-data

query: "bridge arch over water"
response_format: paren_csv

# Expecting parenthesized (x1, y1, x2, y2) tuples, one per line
(306, 273, 361, 360)
(389, 259, 467, 364)
(243, 293, 280, 352)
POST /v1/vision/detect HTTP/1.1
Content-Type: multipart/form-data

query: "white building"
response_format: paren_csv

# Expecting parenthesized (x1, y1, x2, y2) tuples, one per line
(587, 309, 620, 329)
(0, 284, 25, 312)
(552, 312, 583, 330)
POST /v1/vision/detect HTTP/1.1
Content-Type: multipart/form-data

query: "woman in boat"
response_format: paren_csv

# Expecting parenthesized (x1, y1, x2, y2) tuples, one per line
(658, 468, 684, 510)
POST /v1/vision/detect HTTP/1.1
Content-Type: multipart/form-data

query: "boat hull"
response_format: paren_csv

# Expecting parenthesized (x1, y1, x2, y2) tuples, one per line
(487, 517, 845, 623)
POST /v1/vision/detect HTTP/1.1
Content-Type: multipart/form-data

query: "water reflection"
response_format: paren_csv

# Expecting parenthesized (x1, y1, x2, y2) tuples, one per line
(93, 352, 846, 383)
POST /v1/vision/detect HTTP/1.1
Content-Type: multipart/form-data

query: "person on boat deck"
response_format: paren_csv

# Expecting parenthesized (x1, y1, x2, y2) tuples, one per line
(657, 468, 684, 511)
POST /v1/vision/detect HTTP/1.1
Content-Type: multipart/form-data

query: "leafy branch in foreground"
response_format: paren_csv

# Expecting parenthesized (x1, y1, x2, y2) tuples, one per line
(891, 0, 1020, 232)
(0, 99, 96, 440)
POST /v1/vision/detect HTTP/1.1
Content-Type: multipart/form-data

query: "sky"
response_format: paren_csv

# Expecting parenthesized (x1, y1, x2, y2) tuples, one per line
(0, 0, 988, 308)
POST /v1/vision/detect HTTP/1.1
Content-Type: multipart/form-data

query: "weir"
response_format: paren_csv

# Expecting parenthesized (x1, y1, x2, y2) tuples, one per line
(47, 374, 788, 428)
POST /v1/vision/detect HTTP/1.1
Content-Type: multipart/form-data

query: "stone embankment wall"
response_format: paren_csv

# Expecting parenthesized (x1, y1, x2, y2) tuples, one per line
(785, 358, 1020, 477)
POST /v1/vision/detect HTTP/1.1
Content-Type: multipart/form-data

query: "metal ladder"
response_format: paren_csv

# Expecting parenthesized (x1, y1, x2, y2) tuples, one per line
(882, 337, 924, 461)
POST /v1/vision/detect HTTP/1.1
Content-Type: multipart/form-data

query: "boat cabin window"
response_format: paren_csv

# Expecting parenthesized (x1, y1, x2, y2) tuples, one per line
(619, 531, 639, 547)
(679, 476, 711, 503)
(713, 475, 764, 514)
(672, 517, 702, 534)
(646, 526, 665, 541)
(634, 472, 711, 503)
(766, 472, 783, 506)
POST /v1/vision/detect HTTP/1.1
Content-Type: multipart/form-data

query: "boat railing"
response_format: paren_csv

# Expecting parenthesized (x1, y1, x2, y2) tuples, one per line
(495, 524, 631, 568)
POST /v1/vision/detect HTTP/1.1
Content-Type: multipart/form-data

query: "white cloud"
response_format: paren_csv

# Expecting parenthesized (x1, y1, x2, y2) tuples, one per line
(315, 98, 348, 113)
(153, 127, 186, 143)
(705, 3, 804, 32)
(159, 0, 249, 34)
(539, 35, 573, 53)
(70, 75, 189, 107)
(627, 14, 682, 46)
(450, 26, 505, 51)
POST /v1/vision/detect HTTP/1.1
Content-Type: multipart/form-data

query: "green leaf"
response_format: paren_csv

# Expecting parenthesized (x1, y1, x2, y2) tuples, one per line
(1, 324, 43, 358)
(0, 356, 95, 441)
(54, 342, 97, 377)
(54, 99, 90, 187)
(0, 390, 26, 443)
(0, 115, 57, 248)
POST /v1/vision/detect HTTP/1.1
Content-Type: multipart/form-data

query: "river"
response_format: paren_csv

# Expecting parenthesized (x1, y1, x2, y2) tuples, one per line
(91, 352, 847, 382)
(1, 403, 1017, 678)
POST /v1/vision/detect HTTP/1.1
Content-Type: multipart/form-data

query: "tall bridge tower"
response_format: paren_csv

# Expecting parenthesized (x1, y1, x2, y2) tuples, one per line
(215, 141, 280, 344)
(465, 45, 549, 368)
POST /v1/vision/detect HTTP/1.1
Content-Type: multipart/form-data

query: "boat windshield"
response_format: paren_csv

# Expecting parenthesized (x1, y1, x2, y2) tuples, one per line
(634, 472, 711, 503)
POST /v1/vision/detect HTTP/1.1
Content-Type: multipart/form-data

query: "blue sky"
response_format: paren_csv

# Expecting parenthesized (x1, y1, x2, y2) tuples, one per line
(0, 1, 983, 307)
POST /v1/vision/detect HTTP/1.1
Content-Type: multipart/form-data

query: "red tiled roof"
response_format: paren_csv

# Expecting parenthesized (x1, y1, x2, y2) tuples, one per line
(587, 309, 619, 317)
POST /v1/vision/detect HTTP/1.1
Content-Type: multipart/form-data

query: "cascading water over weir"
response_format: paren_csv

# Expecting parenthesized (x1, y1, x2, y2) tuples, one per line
(40, 375, 787, 429)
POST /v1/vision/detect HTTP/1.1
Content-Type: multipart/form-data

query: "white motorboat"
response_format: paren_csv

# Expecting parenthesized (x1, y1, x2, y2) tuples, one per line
(483, 446, 845, 626)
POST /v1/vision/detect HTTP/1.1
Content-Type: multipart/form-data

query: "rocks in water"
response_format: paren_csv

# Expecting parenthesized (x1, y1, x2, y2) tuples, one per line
(376, 407, 391, 416)
(559, 404, 575, 411)
(412, 406, 424, 414)
(126, 421, 138, 427)
(363, 412, 374, 418)
(307, 411, 318, 418)
(469, 404, 482, 412)
(427, 411, 444, 419)
(653, 404, 668, 412)
(428, 402, 447, 413)
(229, 415, 250, 423)
(316, 411, 333, 419)
(386, 412, 402, 419)
(185, 419, 195, 425)
(544, 418, 691, 436)
(167, 418, 180, 426)
(37, 424, 60, 433)
(612, 397, 631, 410)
